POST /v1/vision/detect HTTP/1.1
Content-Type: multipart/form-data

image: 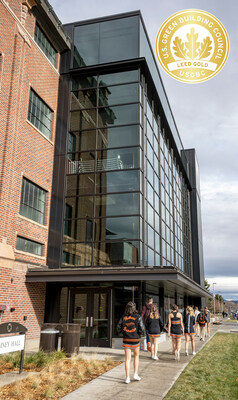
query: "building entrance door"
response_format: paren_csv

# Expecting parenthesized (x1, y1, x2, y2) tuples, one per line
(69, 288, 112, 347)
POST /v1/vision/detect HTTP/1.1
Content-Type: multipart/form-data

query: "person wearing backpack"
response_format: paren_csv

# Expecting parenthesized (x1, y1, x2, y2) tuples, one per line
(117, 301, 145, 384)
(197, 309, 207, 341)
(168, 304, 184, 361)
(145, 305, 163, 360)
(184, 306, 196, 355)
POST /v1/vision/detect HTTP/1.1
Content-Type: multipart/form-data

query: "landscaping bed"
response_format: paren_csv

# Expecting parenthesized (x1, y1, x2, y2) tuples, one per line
(165, 333, 238, 400)
(0, 351, 120, 399)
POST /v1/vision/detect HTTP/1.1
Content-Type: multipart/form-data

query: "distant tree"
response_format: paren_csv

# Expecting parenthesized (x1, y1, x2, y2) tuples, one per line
(204, 279, 211, 291)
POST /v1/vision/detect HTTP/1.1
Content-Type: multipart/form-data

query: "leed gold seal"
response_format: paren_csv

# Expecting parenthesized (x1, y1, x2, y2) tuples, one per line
(156, 9, 229, 83)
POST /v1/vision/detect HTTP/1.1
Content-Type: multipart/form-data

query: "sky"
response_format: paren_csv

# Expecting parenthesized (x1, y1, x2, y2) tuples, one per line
(50, 0, 238, 300)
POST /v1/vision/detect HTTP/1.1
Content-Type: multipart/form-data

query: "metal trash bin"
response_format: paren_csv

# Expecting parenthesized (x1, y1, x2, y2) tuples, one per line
(61, 324, 80, 355)
(39, 323, 59, 352)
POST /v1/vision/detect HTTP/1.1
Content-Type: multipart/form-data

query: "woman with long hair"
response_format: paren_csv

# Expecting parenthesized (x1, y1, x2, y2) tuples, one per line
(168, 304, 184, 361)
(145, 305, 163, 360)
(184, 306, 196, 355)
(197, 309, 207, 341)
(117, 301, 145, 384)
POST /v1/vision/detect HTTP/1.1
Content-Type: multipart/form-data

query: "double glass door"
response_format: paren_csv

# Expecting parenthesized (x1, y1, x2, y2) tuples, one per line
(69, 288, 112, 347)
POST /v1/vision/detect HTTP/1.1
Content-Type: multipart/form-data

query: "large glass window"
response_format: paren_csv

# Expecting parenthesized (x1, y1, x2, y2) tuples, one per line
(62, 242, 92, 266)
(98, 104, 139, 127)
(97, 125, 139, 149)
(16, 236, 43, 256)
(28, 89, 53, 139)
(34, 23, 56, 67)
(96, 147, 139, 171)
(73, 23, 100, 68)
(99, 83, 139, 106)
(68, 130, 96, 153)
(95, 170, 139, 194)
(94, 216, 139, 241)
(94, 193, 139, 217)
(66, 174, 95, 196)
(20, 178, 46, 225)
(99, 70, 139, 86)
(94, 241, 139, 265)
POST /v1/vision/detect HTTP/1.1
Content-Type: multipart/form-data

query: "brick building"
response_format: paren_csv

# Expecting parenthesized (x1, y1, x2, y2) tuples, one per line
(0, 0, 70, 349)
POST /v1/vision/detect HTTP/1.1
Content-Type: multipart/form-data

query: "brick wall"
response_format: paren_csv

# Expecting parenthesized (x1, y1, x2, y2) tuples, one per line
(0, 0, 63, 342)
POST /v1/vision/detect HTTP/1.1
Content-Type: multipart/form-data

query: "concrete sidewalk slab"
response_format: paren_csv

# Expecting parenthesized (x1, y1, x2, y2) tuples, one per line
(0, 371, 39, 387)
(60, 324, 223, 400)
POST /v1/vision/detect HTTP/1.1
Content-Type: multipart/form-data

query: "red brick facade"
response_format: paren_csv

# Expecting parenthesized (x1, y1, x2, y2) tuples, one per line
(0, 0, 69, 346)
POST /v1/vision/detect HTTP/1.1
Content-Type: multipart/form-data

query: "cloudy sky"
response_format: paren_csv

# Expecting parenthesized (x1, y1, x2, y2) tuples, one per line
(50, 0, 238, 300)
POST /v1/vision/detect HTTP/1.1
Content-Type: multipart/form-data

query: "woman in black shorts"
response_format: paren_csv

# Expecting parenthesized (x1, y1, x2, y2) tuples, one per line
(145, 305, 163, 360)
(168, 304, 184, 361)
(184, 306, 196, 355)
(117, 301, 145, 384)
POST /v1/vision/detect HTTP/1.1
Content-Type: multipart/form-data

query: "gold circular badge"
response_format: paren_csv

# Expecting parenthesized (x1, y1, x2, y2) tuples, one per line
(155, 9, 229, 83)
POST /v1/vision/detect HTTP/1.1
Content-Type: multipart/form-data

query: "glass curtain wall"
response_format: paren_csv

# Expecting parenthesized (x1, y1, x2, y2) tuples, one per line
(141, 77, 192, 276)
(63, 69, 142, 267)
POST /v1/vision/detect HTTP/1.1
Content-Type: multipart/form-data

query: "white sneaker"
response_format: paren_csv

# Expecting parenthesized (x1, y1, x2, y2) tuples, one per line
(154, 356, 159, 360)
(125, 377, 130, 384)
(134, 374, 141, 381)
(192, 352, 196, 355)
(185, 350, 188, 356)
(151, 354, 155, 359)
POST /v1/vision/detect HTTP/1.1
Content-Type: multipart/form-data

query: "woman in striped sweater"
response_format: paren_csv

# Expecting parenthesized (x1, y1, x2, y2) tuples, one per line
(117, 302, 145, 384)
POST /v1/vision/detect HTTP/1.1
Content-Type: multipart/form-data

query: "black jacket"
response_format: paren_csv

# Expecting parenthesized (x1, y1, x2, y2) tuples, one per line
(145, 316, 163, 334)
(117, 313, 145, 339)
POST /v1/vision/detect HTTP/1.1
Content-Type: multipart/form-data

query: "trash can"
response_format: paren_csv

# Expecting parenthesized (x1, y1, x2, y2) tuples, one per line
(61, 324, 80, 355)
(39, 323, 59, 352)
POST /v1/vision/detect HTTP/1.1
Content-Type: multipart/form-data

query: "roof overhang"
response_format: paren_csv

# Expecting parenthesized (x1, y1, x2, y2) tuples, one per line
(26, 267, 209, 298)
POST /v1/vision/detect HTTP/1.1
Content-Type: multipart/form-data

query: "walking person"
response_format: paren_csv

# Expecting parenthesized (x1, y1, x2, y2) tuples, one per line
(194, 306, 200, 337)
(168, 304, 184, 361)
(184, 306, 196, 355)
(197, 309, 206, 341)
(141, 297, 155, 352)
(117, 301, 145, 384)
(145, 306, 163, 360)
(204, 306, 210, 337)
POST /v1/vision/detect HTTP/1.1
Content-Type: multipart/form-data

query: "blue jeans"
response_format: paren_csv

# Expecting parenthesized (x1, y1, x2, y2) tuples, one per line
(146, 329, 151, 343)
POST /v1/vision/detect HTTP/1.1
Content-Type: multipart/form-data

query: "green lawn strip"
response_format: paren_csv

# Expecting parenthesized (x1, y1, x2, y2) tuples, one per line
(164, 333, 238, 400)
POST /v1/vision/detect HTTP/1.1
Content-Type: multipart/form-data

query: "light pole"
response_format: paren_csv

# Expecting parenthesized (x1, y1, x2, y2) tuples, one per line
(213, 282, 216, 315)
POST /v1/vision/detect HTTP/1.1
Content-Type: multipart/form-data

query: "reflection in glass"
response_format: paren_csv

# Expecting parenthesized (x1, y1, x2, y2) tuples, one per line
(94, 241, 139, 265)
(99, 70, 138, 86)
(66, 174, 95, 196)
(71, 90, 97, 110)
(70, 293, 87, 338)
(99, 83, 139, 106)
(98, 104, 139, 127)
(96, 170, 139, 194)
(94, 193, 139, 217)
(73, 24, 99, 67)
(67, 151, 95, 174)
(148, 225, 154, 249)
(96, 147, 138, 172)
(94, 216, 139, 241)
(99, 17, 138, 64)
(62, 242, 92, 266)
(63, 219, 94, 242)
(65, 196, 94, 220)
(72, 76, 97, 90)
(97, 125, 139, 149)
(68, 130, 96, 153)
(70, 109, 97, 131)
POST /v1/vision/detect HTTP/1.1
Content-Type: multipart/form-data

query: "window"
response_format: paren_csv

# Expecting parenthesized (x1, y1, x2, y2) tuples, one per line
(16, 236, 43, 256)
(34, 23, 57, 66)
(20, 178, 46, 225)
(28, 89, 53, 139)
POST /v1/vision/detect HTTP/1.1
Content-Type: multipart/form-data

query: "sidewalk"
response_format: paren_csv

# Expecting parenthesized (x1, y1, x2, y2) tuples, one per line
(61, 324, 225, 400)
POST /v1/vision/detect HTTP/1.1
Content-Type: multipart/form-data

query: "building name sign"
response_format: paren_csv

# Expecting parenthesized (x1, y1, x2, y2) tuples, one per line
(0, 334, 25, 355)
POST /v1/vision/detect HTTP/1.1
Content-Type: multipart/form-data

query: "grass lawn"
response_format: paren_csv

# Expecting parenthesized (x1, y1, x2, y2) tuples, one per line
(165, 333, 238, 400)
(0, 351, 120, 399)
